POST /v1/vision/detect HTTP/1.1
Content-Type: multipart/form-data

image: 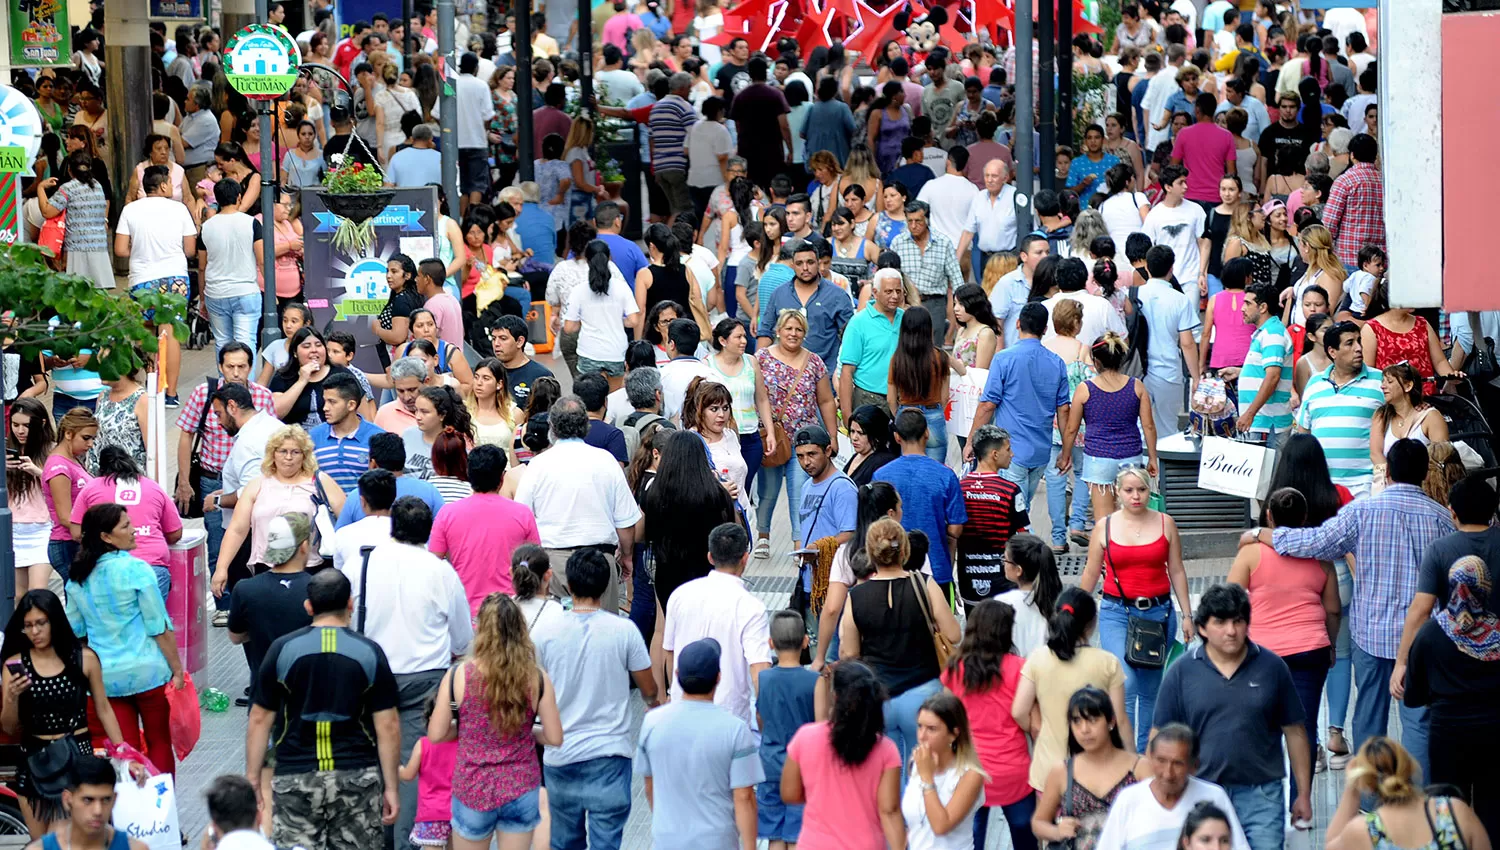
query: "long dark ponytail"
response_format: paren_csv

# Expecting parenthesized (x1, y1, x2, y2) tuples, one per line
(72, 503, 129, 586)
(584, 239, 613, 295)
(643, 223, 681, 271)
(1046, 586, 1097, 662)
(96, 445, 143, 482)
(1006, 532, 1062, 617)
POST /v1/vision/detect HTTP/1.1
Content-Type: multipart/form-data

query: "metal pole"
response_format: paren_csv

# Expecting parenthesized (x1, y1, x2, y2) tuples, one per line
(578, 0, 594, 114)
(0, 353, 13, 617)
(1037, 0, 1054, 193)
(515, 0, 535, 182)
(1014, 0, 1034, 230)
(1058, 0, 1072, 150)
(404, 0, 415, 64)
(439, 0, 458, 212)
(258, 100, 278, 351)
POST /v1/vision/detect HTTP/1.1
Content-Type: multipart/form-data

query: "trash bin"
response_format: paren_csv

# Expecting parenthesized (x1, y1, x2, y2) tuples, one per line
(166, 529, 209, 676)
(1157, 433, 1253, 532)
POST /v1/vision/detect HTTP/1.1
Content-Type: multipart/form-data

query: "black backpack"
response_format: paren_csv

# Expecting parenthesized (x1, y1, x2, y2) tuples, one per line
(1122, 280, 1150, 379)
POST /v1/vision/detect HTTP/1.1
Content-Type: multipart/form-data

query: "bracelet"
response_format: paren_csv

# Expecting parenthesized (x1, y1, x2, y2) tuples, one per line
(919, 781, 937, 793)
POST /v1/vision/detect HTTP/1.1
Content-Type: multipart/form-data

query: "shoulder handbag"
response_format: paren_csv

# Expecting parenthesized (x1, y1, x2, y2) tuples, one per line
(356, 545, 374, 633)
(1043, 757, 1077, 850)
(1103, 516, 1170, 670)
(310, 476, 338, 559)
(760, 352, 806, 468)
(181, 378, 219, 519)
(906, 572, 954, 667)
(1466, 312, 1500, 384)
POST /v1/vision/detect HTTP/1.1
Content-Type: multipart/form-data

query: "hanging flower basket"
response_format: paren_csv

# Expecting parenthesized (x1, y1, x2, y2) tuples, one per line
(319, 189, 394, 224)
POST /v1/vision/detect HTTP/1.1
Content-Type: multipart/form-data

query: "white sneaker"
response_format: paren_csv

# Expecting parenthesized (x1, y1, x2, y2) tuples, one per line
(212, 610, 229, 627)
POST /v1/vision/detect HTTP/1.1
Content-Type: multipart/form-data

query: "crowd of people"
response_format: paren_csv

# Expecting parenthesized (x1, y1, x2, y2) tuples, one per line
(6, 1, 1500, 850)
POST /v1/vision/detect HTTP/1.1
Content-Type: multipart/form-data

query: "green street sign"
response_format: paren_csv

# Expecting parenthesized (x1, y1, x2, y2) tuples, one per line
(222, 23, 300, 100)
(0, 146, 27, 173)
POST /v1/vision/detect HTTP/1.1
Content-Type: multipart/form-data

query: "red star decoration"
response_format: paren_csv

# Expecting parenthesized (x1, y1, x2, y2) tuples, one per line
(844, 0, 908, 59)
(795, 3, 837, 50)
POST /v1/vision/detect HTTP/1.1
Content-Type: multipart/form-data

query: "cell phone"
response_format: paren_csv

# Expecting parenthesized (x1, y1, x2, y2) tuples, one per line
(5, 660, 23, 676)
(4, 446, 19, 459)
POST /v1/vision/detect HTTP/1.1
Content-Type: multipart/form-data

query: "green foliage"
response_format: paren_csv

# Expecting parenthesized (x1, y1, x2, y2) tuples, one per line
(0, 244, 186, 380)
(322, 160, 385, 193)
(1099, 0, 1123, 52)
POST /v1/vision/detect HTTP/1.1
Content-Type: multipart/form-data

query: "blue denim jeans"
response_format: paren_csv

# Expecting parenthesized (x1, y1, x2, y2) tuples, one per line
(883, 678, 942, 788)
(51, 394, 97, 421)
(757, 456, 809, 540)
(1225, 780, 1285, 850)
(1045, 444, 1089, 546)
(973, 791, 1038, 850)
(543, 755, 633, 850)
(198, 475, 229, 611)
(1098, 597, 1178, 753)
(151, 564, 172, 606)
(206, 294, 260, 361)
(911, 403, 947, 462)
(1326, 561, 1353, 733)
(1351, 644, 1429, 782)
(47, 539, 77, 584)
(998, 461, 1046, 517)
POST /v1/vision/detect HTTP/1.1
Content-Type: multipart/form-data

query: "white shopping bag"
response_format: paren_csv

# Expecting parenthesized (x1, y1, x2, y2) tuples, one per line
(1197, 436, 1276, 500)
(948, 367, 989, 437)
(112, 772, 181, 850)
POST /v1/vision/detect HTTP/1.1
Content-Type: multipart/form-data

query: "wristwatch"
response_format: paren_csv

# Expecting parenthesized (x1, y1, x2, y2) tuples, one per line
(919, 781, 937, 793)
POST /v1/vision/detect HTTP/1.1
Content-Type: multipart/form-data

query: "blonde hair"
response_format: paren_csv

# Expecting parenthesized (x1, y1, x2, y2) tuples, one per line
(1422, 442, 1466, 508)
(1228, 203, 1269, 249)
(469, 593, 539, 734)
(1347, 736, 1422, 805)
(563, 116, 594, 152)
(1115, 465, 1153, 493)
(774, 309, 809, 335)
(1052, 299, 1084, 337)
(1176, 64, 1201, 83)
(843, 148, 880, 186)
(630, 27, 658, 57)
(981, 253, 1018, 296)
(1296, 224, 1347, 286)
(260, 425, 319, 479)
(865, 517, 909, 569)
(57, 408, 98, 439)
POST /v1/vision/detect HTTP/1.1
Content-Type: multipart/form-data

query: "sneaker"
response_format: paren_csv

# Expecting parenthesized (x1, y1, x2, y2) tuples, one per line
(1314, 747, 1327, 774)
(1068, 529, 1090, 548)
(752, 538, 771, 560)
(164, 394, 180, 409)
(1328, 749, 1353, 770)
(212, 610, 229, 627)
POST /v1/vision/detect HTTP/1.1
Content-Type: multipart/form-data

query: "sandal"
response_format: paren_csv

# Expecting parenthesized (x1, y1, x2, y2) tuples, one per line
(753, 538, 771, 559)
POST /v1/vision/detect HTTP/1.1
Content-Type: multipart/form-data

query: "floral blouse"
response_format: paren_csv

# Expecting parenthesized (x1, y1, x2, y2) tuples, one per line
(490, 91, 518, 165)
(756, 347, 828, 435)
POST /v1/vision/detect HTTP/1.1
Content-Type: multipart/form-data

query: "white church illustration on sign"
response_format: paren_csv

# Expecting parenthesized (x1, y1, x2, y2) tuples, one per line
(233, 36, 288, 75)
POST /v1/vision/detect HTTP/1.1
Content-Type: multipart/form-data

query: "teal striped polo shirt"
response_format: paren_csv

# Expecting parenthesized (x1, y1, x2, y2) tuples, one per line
(1239, 316, 1294, 434)
(1295, 364, 1383, 489)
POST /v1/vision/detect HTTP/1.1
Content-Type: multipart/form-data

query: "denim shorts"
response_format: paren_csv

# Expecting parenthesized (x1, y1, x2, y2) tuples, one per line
(1080, 452, 1146, 486)
(451, 788, 541, 838)
(576, 356, 625, 377)
(130, 275, 190, 322)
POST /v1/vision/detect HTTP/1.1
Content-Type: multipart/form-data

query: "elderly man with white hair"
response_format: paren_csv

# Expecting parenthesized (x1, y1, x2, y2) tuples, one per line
(649, 71, 700, 218)
(374, 355, 428, 433)
(956, 157, 1020, 284)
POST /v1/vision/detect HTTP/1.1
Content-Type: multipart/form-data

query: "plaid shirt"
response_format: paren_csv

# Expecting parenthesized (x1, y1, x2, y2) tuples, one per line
(173, 380, 276, 475)
(1272, 483, 1454, 659)
(1322, 162, 1384, 268)
(891, 229, 964, 298)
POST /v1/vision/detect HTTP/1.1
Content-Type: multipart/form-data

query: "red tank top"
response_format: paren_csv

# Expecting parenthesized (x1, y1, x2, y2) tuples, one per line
(1103, 514, 1172, 598)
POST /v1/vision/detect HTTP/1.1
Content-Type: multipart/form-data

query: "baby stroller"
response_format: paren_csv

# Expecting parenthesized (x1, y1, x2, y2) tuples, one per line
(1427, 379, 1497, 470)
(184, 271, 213, 352)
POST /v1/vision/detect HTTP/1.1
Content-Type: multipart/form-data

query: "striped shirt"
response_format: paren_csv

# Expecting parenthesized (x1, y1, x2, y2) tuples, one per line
(1239, 317, 1293, 434)
(647, 94, 698, 172)
(308, 417, 384, 493)
(1295, 364, 1383, 491)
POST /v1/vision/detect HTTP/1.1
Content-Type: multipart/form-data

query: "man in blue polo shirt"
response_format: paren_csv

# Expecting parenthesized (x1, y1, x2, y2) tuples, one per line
(335, 432, 444, 528)
(1153, 584, 1311, 850)
(596, 202, 647, 288)
(311, 373, 383, 492)
(873, 409, 967, 594)
(838, 268, 905, 423)
(964, 302, 1070, 516)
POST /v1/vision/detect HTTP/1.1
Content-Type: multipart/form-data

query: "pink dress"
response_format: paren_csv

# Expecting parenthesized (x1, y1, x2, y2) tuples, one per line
(453, 663, 540, 812)
(411, 736, 459, 845)
(1208, 290, 1256, 369)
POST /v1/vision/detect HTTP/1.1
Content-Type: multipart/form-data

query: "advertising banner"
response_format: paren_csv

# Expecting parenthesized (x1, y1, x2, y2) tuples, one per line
(300, 186, 439, 374)
(11, 0, 70, 67)
(149, 0, 203, 20)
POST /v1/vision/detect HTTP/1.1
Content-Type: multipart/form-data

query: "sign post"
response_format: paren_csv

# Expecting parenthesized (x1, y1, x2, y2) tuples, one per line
(0, 85, 43, 245)
(223, 23, 300, 355)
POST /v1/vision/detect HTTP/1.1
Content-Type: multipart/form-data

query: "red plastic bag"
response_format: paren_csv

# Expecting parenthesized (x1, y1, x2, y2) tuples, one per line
(164, 674, 201, 762)
(38, 211, 64, 255)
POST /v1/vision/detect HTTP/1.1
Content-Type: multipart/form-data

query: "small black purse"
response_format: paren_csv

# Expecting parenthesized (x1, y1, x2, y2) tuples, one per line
(1103, 516, 1170, 670)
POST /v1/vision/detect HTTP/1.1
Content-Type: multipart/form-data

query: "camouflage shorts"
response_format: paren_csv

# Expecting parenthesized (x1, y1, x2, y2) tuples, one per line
(271, 766, 384, 850)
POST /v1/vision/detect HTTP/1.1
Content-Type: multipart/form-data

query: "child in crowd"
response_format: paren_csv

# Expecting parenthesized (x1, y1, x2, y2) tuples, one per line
(256, 301, 314, 385)
(756, 609, 818, 850)
(400, 694, 459, 849)
(1343, 245, 1386, 319)
(324, 329, 377, 419)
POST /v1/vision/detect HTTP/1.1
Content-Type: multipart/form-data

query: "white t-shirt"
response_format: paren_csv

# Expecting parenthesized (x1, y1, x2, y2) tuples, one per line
(917, 174, 980, 245)
(116, 197, 196, 286)
(663, 570, 771, 726)
(1346, 269, 1377, 316)
(454, 74, 495, 150)
(532, 609, 652, 766)
(563, 267, 638, 362)
(902, 764, 985, 850)
(1042, 290, 1127, 348)
(1100, 192, 1151, 267)
(198, 212, 263, 299)
(994, 587, 1047, 659)
(687, 120, 733, 188)
(1143, 201, 1208, 284)
(660, 357, 717, 422)
(596, 69, 644, 103)
(1095, 778, 1250, 850)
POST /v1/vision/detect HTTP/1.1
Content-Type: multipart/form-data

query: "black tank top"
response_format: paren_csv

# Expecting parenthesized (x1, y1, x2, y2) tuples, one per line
(849, 575, 940, 696)
(644, 264, 692, 315)
(20, 649, 88, 737)
(1114, 73, 1135, 133)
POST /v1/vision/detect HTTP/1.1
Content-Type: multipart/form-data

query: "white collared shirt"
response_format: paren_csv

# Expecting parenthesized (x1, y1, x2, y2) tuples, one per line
(348, 540, 473, 674)
(964, 184, 1019, 252)
(515, 439, 643, 549)
(1041, 290, 1127, 348)
(662, 569, 771, 726)
(331, 514, 391, 574)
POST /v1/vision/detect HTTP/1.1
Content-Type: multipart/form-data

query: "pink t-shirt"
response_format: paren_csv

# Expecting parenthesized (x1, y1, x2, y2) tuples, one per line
(786, 722, 901, 850)
(70, 476, 183, 567)
(425, 291, 466, 348)
(941, 655, 1033, 807)
(43, 454, 91, 540)
(601, 13, 644, 50)
(1173, 122, 1238, 203)
(428, 492, 541, 614)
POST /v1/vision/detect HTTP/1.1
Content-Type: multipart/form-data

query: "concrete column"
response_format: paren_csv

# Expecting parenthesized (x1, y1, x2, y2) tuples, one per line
(221, 0, 255, 45)
(1382, 0, 1440, 310)
(104, 0, 152, 249)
